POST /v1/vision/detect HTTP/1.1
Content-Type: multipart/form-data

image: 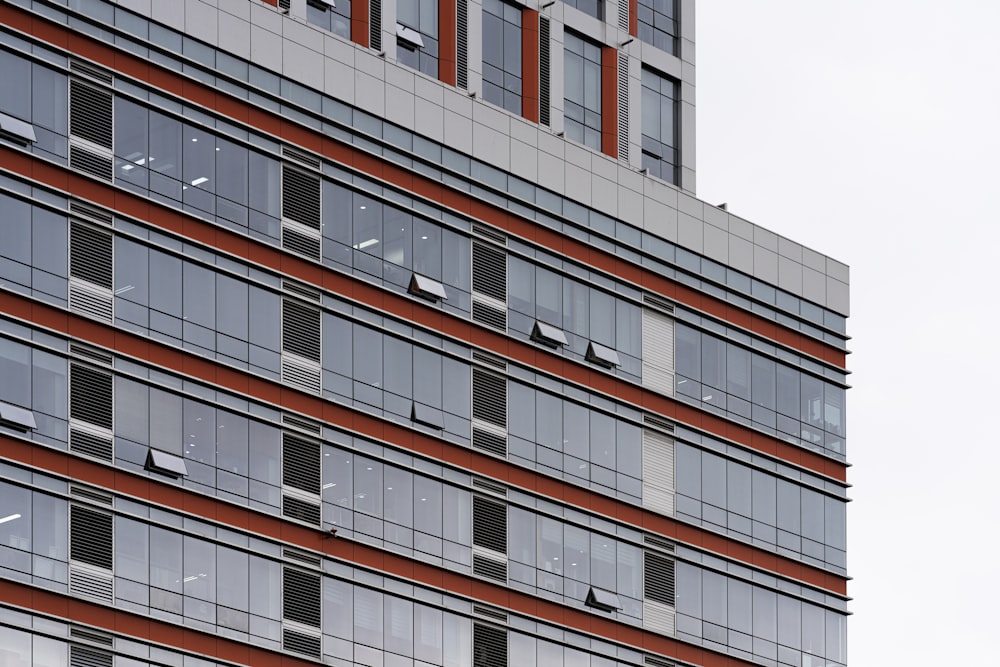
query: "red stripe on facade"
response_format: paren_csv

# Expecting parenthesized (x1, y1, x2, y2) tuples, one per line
(0, 143, 849, 483)
(351, 0, 370, 47)
(439, 0, 458, 85)
(0, 579, 326, 667)
(522, 8, 540, 123)
(0, 576, 765, 667)
(601, 45, 619, 159)
(0, 2, 847, 368)
(0, 296, 847, 595)
(0, 437, 844, 664)
(630, 0, 638, 37)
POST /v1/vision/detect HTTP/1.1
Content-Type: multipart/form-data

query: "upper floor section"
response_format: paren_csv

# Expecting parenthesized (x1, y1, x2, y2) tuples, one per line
(0, 2, 849, 338)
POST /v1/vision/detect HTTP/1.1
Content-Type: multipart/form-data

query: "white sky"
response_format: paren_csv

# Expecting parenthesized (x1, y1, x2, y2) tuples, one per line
(696, 1, 1000, 663)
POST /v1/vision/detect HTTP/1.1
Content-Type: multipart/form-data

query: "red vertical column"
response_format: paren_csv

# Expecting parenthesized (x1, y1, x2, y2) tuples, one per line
(352, 0, 370, 47)
(522, 9, 540, 122)
(600, 45, 618, 159)
(439, 0, 458, 85)
(261, 0, 278, 7)
(629, 0, 638, 36)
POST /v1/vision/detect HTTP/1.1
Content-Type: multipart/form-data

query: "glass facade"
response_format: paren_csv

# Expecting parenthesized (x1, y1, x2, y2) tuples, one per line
(564, 32, 603, 151)
(305, 0, 352, 40)
(564, 0, 604, 21)
(0, 461, 846, 667)
(0, 2, 849, 667)
(637, 0, 677, 54)
(482, 0, 523, 115)
(397, 0, 440, 78)
(0, 37, 848, 347)
(640, 68, 678, 183)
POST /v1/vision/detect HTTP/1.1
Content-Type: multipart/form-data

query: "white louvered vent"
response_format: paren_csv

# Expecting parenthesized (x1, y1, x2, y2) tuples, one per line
(70, 484, 114, 506)
(283, 567, 322, 658)
(642, 428, 675, 516)
(472, 476, 507, 497)
(69, 362, 113, 462)
(69, 626, 114, 647)
(70, 504, 113, 603)
(643, 413, 675, 433)
(70, 644, 113, 667)
(283, 412, 323, 436)
(644, 533, 674, 552)
(472, 350, 507, 370)
(618, 0, 629, 30)
(472, 367, 507, 457)
(642, 306, 675, 396)
(472, 495, 507, 582)
(539, 17, 551, 127)
(643, 293, 675, 313)
(282, 279, 322, 303)
(471, 240, 507, 331)
(282, 433, 322, 526)
(370, 0, 383, 51)
(281, 298, 322, 394)
(281, 164, 322, 260)
(473, 604, 508, 622)
(284, 547, 323, 568)
(457, 0, 469, 89)
(70, 343, 113, 366)
(643, 549, 676, 636)
(70, 59, 114, 85)
(69, 76, 113, 182)
(617, 51, 629, 163)
(282, 145, 322, 170)
(471, 223, 506, 244)
(69, 221, 113, 323)
(473, 622, 508, 667)
(70, 200, 113, 225)
(645, 656, 676, 667)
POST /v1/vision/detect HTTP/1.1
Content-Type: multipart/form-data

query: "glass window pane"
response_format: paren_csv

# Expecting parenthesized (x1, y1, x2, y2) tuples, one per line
(414, 603, 443, 663)
(115, 515, 148, 583)
(249, 555, 280, 619)
(217, 545, 249, 609)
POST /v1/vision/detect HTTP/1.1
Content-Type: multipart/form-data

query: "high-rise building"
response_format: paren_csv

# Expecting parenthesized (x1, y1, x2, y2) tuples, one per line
(0, 1, 850, 666)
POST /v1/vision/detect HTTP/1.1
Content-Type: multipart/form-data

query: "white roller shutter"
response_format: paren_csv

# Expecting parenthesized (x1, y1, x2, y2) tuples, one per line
(642, 304, 675, 396)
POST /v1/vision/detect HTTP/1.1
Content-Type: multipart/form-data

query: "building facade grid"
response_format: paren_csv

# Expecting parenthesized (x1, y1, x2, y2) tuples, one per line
(0, 1, 850, 667)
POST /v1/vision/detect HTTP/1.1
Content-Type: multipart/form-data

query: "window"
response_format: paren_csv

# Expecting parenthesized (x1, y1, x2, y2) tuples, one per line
(0, 111, 36, 145)
(482, 0, 522, 114)
(563, 32, 602, 151)
(305, 0, 351, 40)
(397, 0, 439, 78)
(564, 0, 602, 20)
(637, 0, 676, 54)
(641, 68, 678, 183)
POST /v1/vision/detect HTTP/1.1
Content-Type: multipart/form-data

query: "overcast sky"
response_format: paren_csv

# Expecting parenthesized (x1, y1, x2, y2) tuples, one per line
(696, 1, 1000, 664)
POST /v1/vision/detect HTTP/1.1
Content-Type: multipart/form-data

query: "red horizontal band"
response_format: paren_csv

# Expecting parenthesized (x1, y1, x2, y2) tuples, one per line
(0, 1, 847, 370)
(0, 292, 847, 595)
(0, 144, 849, 484)
(0, 436, 820, 667)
